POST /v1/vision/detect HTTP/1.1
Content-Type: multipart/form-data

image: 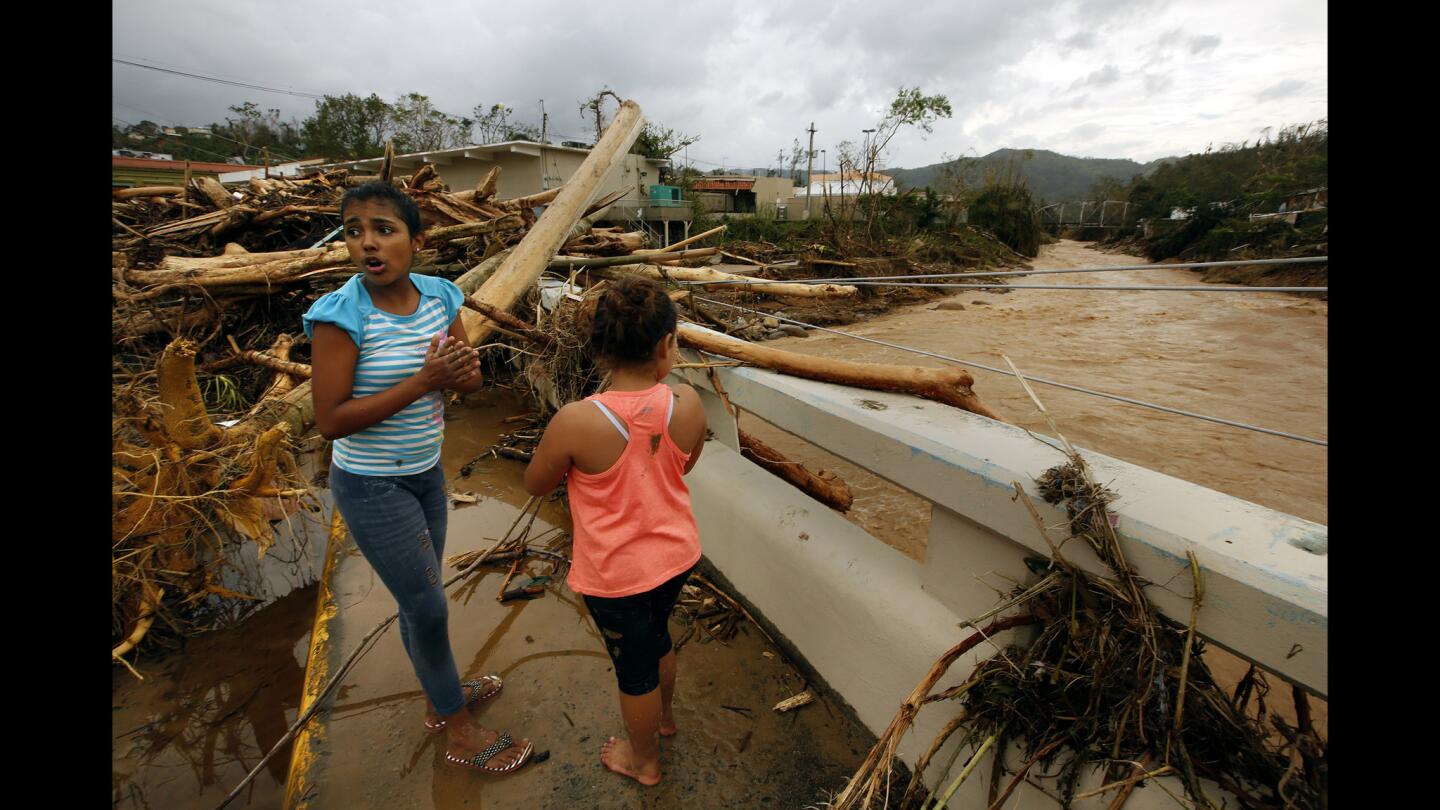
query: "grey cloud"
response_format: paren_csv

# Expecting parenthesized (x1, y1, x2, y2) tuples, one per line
(1069, 64, 1122, 91)
(1144, 75, 1174, 95)
(112, 0, 1327, 173)
(756, 91, 786, 108)
(1189, 34, 1221, 55)
(1256, 79, 1306, 101)
(1067, 122, 1105, 141)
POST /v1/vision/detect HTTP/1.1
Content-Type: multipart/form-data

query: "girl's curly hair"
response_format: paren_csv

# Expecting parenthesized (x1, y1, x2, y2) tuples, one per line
(584, 276, 677, 365)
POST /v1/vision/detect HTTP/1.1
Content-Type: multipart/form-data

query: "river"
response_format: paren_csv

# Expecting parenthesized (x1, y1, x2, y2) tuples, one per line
(738, 238, 1328, 735)
(741, 238, 1327, 561)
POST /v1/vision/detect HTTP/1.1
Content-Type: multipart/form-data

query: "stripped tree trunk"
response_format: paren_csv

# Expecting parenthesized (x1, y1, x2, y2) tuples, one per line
(739, 429, 854, 512)
(460, 100, 646, 345)
(677, 324, 1003, 420)
(597, 264, 857, 299)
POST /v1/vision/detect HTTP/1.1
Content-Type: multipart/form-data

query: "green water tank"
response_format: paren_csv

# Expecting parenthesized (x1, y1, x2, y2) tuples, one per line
(649, 184, 682, 206)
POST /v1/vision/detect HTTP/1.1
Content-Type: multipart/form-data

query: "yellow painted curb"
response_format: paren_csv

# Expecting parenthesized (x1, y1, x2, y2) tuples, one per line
(283, 508, 347, 810)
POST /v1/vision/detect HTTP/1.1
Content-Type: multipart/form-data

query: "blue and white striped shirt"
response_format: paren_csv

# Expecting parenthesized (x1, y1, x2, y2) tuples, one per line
(303, 273, 464, 476)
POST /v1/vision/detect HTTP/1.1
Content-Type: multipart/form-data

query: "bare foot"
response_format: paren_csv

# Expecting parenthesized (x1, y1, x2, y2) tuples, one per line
(600, 736, 661, 785)
(658, 710, 677, 737)
(446, 720, 532, 773)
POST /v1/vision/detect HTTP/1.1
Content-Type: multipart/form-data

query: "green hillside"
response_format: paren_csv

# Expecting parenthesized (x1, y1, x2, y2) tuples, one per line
(889, 148, 1175, 203)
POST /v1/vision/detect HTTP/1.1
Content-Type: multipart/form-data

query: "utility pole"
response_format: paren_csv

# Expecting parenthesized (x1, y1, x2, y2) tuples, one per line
(539, 99, 551, 189)
(861, 128, 875, 196)
(804, 121, 816, 219)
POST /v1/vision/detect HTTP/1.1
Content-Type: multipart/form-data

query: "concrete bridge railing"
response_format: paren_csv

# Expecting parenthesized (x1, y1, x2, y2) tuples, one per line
(669, 335, 1326, 805)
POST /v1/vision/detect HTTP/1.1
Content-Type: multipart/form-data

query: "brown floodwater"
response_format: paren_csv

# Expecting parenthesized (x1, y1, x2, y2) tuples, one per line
(743, 239, 1327, 561)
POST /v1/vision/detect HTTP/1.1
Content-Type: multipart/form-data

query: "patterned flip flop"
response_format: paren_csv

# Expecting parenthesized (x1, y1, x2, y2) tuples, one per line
(424, 675, 504, 733)
(444, 732, 535, 774)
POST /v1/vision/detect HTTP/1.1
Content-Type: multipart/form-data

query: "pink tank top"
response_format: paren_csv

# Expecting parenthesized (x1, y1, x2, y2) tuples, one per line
(566, 383, 702, 598)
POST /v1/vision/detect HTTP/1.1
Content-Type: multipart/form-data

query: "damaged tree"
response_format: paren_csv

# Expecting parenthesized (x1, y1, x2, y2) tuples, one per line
(112, 338, 315, 671)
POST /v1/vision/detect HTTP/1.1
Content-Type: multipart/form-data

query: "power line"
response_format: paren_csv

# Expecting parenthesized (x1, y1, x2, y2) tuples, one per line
(112, 57, 326, 99)
(112, 116, 252, 164)
(700, 256, 1331, 285)
(115, 95, 307, 163)
(685, 280, 1326, 293)
(690, 296, 1328, 447)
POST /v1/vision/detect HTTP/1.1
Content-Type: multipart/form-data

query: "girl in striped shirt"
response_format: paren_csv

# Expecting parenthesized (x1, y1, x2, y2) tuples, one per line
(304, 181, 534, 775)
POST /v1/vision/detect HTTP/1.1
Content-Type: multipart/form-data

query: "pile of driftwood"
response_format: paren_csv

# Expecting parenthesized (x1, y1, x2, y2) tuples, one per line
(111, 98, 1005, 669)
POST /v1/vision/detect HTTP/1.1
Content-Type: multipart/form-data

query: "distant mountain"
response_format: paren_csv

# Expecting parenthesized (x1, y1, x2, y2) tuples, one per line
(888, 148, 1177, 203)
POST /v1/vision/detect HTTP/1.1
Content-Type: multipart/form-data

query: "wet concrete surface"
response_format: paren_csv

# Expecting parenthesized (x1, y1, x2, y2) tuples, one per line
(290, 388, 877, 809)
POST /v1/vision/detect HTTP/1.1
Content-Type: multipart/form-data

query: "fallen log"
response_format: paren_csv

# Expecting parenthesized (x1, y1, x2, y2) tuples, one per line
(494, 186, 563, 212)
(720, 250, 762, 266)
(114, 186, 185, 200)
(463, 300, 554, 346)
(474, 166, 500, 200)
(739, 429, 853, 512)
(562, 230, 649, 255)
(230, 334, 313, 381)
(677, 323, 1002, 421)
(454, 247, 514, 294)
(193, 177, 236, 209)
(225, 382, 315, 445)
(635, 224, 726, 255)
(422, 214, 525, 243)
(114, 305, 216, 338)
(156, 243, 349, 274)
(596, 264, 857, 299)
(548, 247, 718, 269)
(145, 208, 235, 237)
(157, 339, 226, 450)
(461, 99, 645, 345)
(130, 247, 437, 290)
(252, 204, 338, 225)
(582, 188, 629, 218)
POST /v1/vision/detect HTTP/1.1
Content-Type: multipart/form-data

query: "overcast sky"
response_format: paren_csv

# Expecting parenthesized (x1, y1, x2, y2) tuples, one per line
(112, 0, 1326, 171)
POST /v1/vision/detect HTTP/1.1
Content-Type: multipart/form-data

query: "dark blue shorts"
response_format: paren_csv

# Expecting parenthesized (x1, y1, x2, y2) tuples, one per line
(582, 567, 695, 696)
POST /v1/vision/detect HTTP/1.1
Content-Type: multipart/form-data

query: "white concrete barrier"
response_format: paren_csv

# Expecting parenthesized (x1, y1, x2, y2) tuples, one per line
(670, 340, 1326, 805)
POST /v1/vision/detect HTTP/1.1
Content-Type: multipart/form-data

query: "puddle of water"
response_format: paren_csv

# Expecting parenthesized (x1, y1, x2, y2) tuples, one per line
(112, 583, 316, 809)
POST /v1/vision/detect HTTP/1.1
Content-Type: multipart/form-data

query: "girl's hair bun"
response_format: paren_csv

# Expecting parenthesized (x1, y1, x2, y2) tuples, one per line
(587, 276, 677, 364)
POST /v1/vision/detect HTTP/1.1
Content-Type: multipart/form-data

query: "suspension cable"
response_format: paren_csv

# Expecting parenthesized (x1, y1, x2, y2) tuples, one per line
(690, 297, 1328, 447)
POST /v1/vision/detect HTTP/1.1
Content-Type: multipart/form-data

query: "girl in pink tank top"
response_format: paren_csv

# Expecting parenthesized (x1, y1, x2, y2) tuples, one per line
(524, 276, 708, 787)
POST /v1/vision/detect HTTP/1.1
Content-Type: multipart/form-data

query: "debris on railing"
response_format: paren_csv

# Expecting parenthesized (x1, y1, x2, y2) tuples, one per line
(827, 359, 1326, 810)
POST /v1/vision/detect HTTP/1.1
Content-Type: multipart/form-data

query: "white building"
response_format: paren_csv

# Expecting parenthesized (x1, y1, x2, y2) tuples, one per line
(794, 170, 897, 197)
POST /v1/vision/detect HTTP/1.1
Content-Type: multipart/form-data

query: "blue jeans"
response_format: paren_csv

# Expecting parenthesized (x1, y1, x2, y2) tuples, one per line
(329, 462, 465, 715)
